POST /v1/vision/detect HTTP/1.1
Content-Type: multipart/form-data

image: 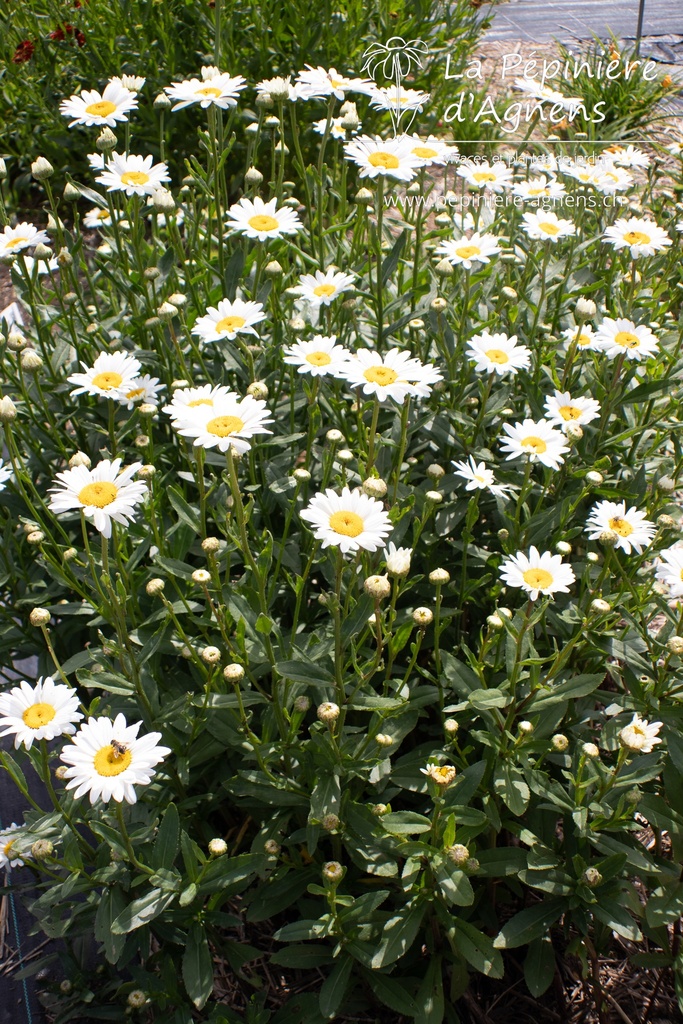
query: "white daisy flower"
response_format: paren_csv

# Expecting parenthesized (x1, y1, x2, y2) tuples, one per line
(466, 331, 530, 376)
(532, 153, 559, 174)
(108, 75, 146, 94)
(405, 356, 443, 398)
(383, 542, 412, 576)
(295, 66, 372, 101)
(83, 207, 114, 229)
(59, 81, 138, 127)
(164, 73, 246, 111)
(60, 713, 171, 805)
(563, 163, 600, 186)
(0, 222, 51, 255)
(283, 335, 351, 377)
(96, 153, 171, 197)
(369, 86, 430, 113)
(300, 486, 392, 554)
(0, 459, 12, 492)
(225, 196, 303, 241)
(585, 500, 655, 555)
(543, 390, 601, 430)
(291, 268, 355, 306)
(48, 458, 148, 539)
(0, 300, 24, 328)
(436, 232, 500, 270)
(161, 383, 232, 425)
(594, 165, 633, 195)
(405, 134, 458, 166)
(256, 76, 299, 102)
(456, 160, 513, 193)
(117, 375, 165, 410)
(0, 676, 83, 750)
(619, 713, 662, 753)
(0, 824, 25, 870)
(521, 210, 576, 242)
(499, 546, 576, 601)
(174, 393, 273, 455)
(603, 217, 672, 258)
(18, 254, 60, 275)
(512, 176, 566, 201)
(420, 763, 457, 785)
(340, 348, 430, 404)
(452, 455, 511, 498)
(343, 134, 422, 182)
(594, 317, 659, 362)
(667, 140, 683, 157)
(313, 117, 357, 139)
(500, 419, 569, 470)
(655, 546, 683, 598)
(192, 298, 266, 344)
(68, 351, 142, 399)
(560, 324, 600, 352)
(607, 144, 650, 169)
(87, 152, 108, 171)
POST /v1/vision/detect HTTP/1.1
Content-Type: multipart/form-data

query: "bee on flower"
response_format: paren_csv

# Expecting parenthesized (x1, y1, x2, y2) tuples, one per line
(543, 390, 601, 431)
(603, 217, 671, 258)
(594, 317, 659, 362)
(585, 500, 655, 555)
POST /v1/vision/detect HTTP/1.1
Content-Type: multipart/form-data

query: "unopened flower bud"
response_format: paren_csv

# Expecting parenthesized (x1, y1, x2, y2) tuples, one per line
(431, 297, 448, 312)
(64, 547, 78, 561)
(144, 267, 161, 280)
(138, 464, 156, 479)
(429, 568, 450, 585)
(146, 578, 165, 596)
(362, 477, 387, 498)
(555, 541, 572, 555)
(667, 636, 683, 655)
(466, 857, 480, 873)
(585, 470, 604, 485)
(20, 349, 43, 372)
(591, 598, 611, 614)
(372, 803, 388, 816)
(264, 839, 281, 855)
(582, 742, 600, 759)
(364, 574, 391, 600)
(293, 695, 310, 713)
(208, 838, 228, 857)
(26, 530, 44, 545)
(658, 514, 676, 530)
(0, 395, 17, 422)
(30, 607, 51, 626)
(552, 733, 569, 752)
(435, 257, 455, 277)
(447, 844, 470, 866)
(565, 422, 583, 442)
(326, 428, 344, 444)
(317, 701, 340, 724)
(289, 316, 306, 333)
(375, 733, 393, 747)
(322, 860, 344, 884)
(587, 551, 600, 563)
(152, 188, 175, 213)
(293, 468, 311, 483)
(96, 127, 117, 152)
(427, 464, 445, 481)
(487, 613, 504, 629)
(247, 381, 268, 400)
(575, 297, 597, 320)
(192, 568, 211, 584)
(127, 990, 147, 1009)
(425, 490, 443, 504)
(202, 537, 221, 554)
(518, 720, 534, 735)
(264, 259, 282, 277)
(31, 839, 54, 859)
(413, 607, 433, 627)
(134, 434, 150, 448)
(154, 91, 172, 109)
(6, 331, 26, 351)
(658, 476, 676, 492)
(201, 646, 221, 664)
(223, 663, 245, 682)
(444, 718, 459, 736)
(57, 246, 73, 267)
(341, 109, 360, 131)
(157, 301, 177, 320)
(31, 157, 54, 181)
(583, 867, 602, 888)
(501, 285, 518, 300)
(355, 187, 374, 203)
(321, 813, 340, 830)
(597, 529, 619, 547)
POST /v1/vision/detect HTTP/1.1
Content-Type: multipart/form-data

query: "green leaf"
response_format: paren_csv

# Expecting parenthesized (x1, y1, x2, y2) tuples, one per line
(529, 674, 604, 710)
(224, 247, 245, 301)
(183, 922, 214, 1009)
(319, 955, 353, 1019)
(381, 230, 406, 285)
(270, 946, 334, 968)
(111, 888, 176, 934)
(646, 883, 683, 927)
(360, 969, 419, 1016)
(493, 764, 530, 816)
(494, 900, 564, 949)
(153, 803, 180, 871)
(275, 919, 330, 941)
(371, 900, 425, 968)
(468, 688, 509, 710)
(454, 920, 504, 978)
(168, 486, 201, 533)
(415, 955, 444, 1024)
(524, 937, 555, 997)
(381, 811, 432, 835)
(432, 856, 474, 907)
(593, 899, 641, 941)
(275, 658, 335, 686)
(0, 751, 28, 796)
(94, 887, 127, 964)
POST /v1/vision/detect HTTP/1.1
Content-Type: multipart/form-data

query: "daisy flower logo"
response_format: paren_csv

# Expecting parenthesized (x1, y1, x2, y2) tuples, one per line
(585, 500, 655, 554)
(369, 85, 430, 119)
(500, 419, 569, 470)
(300, 486, 392, 554)
(117, 375, 165, 410)
(343, 135, 423, 182)
(283, 335, 351, 378)
(436, 232, 500, 270)
(226, 196, 303, 241)
(0, 222, 51, 255)
(512, 176, 566, 201)
(295, 66, 372, 101)
(164, 72, 246, 111)
(292, 268, 356, 307)
(457, 160, 513, 193)
(174, 393, 273, 455)
(655, 546, 683, 599)
(521, 210, 576, 242)
(619, 713, 662, 754)
(603, 217, 671, 258)
(161, 383, 232, 425)
(48, 458, 148, 539)
(97, 153, 171, 197)
(60, 713, 171, 804)
(0, 824, 25, 870)
(466, 331, 531, 376)
(192, 298, 266, 344)
(68, 351, 142, 399)
(560, 325, 600, 352)
(0, 676, 83, 749)
(341, 348, 438, 403)
(452, 456, 511, 498)
(594, 317, 659, 362)
(543, 390, 601, 431)
(59, 81, 138, 127)
(499, 546, 576, 601)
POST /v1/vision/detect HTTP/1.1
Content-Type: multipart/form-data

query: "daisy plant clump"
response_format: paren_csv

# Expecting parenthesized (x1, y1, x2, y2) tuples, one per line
(0, 13, 682, 1024)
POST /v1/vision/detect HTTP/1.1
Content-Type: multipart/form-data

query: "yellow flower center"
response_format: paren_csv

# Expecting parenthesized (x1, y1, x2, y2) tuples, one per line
(614, 331, 640, 349)
(528, 186, 547, 195)
(558, 405, 582, 421)
(187, 398, 213, 407)
(330, 78, 343, 89)
(432, 766, 455, 784)
(6, 237, 28, 248)
(521, 435, 547, 454)
(577, 332, 592, 346)
(455, 245, 481, 259)
(313, 283, 337, 297)
(522, 567, 554, 589)
(120, 171, 150, 186)
(306, 351, 332, 366)
(472, 170, 496, 182)
(363, 365, 398, 386)
(329, 510, 364, 537)
(85, 100, 118, 118)
(215, 315, 246, 334)
(22, 703, 56, 729)
(96, 210, 110, 220)
(196, 87, 222, 98)
(679, 568, 683, 581)
(412, 146, 438, 159)
(78, 481, 119, 508)
(4, 839, 15, 857)
(206, 415, 244, 437)
(91, 370, 123, 391)
(125, 388, 146, 401)
(93, 744, 132, 777)
(248, 214, 279, 232)
(368, 152, 400, 170)
(608, 516, 633, 537)
(485, 348, 509, 364)
(623, 230, 650, 245)
(538, 221, 560, 235)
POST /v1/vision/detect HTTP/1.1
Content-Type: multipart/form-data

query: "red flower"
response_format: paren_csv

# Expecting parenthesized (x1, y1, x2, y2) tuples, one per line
(75, 30, 85, 46)
(12, 39, 34, 63)
(50, 23, 73, 41)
